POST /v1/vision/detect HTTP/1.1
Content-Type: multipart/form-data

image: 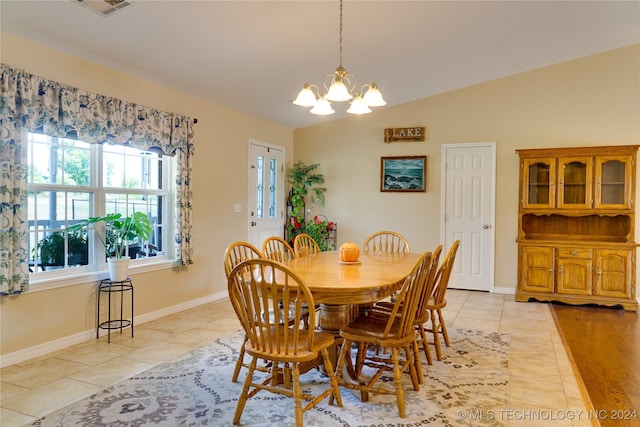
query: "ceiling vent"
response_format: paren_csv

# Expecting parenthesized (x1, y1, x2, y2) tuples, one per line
(75, 0, 131, 16)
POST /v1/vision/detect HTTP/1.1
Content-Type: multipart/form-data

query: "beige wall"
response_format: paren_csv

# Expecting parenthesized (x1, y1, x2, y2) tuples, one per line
(294, 44, 640, 291)
(0, 33, 294, 360)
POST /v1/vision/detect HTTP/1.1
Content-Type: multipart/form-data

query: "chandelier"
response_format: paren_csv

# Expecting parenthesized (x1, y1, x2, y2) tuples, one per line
(292, 0, 386, 115)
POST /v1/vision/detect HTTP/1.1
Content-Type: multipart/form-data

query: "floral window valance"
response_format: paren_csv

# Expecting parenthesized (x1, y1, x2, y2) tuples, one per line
(1, 63, 195, 295)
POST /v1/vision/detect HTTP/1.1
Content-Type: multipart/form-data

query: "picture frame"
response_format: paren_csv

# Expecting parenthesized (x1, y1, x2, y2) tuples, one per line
(380, 155, 427, 192)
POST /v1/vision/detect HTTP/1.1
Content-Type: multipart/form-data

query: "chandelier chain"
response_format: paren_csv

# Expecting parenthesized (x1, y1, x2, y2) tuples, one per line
(338, 0, 343, 67)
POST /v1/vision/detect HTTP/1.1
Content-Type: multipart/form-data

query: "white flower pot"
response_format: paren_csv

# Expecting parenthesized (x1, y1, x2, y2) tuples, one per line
(107, 257, 130, 281)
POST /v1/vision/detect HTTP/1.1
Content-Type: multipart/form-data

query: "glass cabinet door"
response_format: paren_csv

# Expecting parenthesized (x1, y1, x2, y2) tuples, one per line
(522, 158, 555, 208)
(595, 155, 632, 209)
(558, 157, 592, 209)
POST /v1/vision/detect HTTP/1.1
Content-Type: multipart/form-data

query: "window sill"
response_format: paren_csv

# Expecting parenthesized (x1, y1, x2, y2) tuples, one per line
(28, 259, 177, 293)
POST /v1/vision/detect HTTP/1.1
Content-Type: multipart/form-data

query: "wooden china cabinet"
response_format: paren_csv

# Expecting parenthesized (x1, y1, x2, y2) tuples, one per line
(516, 145, 638, 311)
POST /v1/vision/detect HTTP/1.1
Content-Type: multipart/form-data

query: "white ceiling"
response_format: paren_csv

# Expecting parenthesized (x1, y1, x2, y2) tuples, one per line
(2, 1, 639, 129)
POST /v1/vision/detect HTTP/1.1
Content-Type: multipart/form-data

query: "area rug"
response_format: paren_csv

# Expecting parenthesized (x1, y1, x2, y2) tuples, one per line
(30, 328, 509, 426)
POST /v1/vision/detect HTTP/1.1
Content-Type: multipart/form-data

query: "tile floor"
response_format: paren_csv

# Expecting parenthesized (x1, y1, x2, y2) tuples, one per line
(1, 290, 596, 426)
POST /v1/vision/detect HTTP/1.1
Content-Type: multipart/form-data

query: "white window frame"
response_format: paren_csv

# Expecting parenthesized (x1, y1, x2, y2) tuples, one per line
(25, 131, 176, 292)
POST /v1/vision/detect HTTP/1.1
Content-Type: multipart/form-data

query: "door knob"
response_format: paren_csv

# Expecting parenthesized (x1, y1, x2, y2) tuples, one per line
(483, 224, 491, 229)
(251, 221, 257, 226)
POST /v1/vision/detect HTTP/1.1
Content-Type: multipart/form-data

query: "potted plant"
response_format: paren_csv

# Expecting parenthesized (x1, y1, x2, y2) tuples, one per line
(38, 229, 88, 269)
(69, 212, 151, 281)
(304, 216, 335, 251)
(286, 161, 327, 242)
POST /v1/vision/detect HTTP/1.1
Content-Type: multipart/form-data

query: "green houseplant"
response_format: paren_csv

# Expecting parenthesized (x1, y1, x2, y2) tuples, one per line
(304, 216, 336, 251)
(69, 212, 151, 280)
(38, 230, 88, 268)
(286, 161, 327, 243)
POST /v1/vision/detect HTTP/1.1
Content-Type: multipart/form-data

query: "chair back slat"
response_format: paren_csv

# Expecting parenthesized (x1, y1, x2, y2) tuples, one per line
(262, 236, 295, 262)
(432, 240, 460, 304)
(382, 250, 433, 337)
(415, 244, 443, 319)
(293, 233, 321, 257)
(362, 231, 411, 254)
(228, 259, 316, 357)
(224, 241, 262, 278)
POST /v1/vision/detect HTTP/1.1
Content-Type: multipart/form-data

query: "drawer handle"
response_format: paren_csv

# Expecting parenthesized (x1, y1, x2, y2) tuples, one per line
(570, 250, 580, 256)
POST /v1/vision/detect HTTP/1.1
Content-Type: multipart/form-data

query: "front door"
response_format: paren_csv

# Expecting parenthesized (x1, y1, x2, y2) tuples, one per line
(248, 140, 285, 250)
(441, 142, 495, 291)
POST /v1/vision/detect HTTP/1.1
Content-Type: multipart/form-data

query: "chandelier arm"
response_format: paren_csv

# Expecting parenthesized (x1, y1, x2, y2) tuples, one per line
(343, 73, 357, 95)
(307, 84, 320, 96)
(358, 83, 372, 96)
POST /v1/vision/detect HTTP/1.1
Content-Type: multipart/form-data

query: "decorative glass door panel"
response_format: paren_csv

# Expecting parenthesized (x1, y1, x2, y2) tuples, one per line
(522, 158, 555, 209)
(248, 142, 284, 250)
(558, 157, 592, 209)
(595, 156, 632, 209)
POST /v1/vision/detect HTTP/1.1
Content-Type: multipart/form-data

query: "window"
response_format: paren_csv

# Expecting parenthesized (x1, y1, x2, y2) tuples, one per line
(27, 132, 173, 277)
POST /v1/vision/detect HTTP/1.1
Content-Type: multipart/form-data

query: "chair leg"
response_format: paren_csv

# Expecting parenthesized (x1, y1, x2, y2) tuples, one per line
(332, 339, 369, 403)
(417, 324, 433, 365)
(331, 339, 349, 406)
(355, 342, 367, 377)
(232, 334, 248, 382)
(233, 355, 256, 425)
(411, 337, 423, 384)
(430, 309, 443, 361)
(438, 309, 451, 347)
(320, 347, 343, 407)
(292, 363, 303, 427)
(405, 344, 420, 391)
(390, 347, 406, 418)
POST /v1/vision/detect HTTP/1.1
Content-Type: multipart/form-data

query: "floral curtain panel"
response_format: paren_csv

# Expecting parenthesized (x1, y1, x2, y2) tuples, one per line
(0, 64, 195, 295)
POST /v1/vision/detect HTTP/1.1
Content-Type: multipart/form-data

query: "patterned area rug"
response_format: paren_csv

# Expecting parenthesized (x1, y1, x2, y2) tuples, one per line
(30, 328, 509, 426)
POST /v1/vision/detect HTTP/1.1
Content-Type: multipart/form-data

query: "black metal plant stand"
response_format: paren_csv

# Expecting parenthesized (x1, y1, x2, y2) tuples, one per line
(97, 278, 134, 343)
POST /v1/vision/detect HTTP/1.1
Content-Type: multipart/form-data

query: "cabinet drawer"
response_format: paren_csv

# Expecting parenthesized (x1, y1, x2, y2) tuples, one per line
(557, 248, 592, 259)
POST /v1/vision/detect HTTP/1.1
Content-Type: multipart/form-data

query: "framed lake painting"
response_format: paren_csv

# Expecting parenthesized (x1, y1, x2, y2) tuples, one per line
(380, 155, 426, 192)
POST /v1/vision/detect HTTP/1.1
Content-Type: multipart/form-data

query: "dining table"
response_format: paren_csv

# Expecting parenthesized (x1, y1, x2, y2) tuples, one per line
(284, 250, 421, 363)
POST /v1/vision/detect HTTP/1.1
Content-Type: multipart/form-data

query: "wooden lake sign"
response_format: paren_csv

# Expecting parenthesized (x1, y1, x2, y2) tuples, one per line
(384, 127, 426, 143)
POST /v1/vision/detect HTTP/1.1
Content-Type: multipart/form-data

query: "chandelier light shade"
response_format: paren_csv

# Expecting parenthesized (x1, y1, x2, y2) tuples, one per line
(310, 96, 335, 115)
(292, 0, 386, 116)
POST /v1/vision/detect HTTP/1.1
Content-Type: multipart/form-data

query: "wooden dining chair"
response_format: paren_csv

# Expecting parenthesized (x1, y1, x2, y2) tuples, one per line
(262, 236, 296, 262)
(362, 230, 411, 254)
(293, 233, 321, 257)
(369, 244, 443, 371)
(227, 258, 342, 427)
(332, 250, 434, 418)
(425, 240, 460, 361)
(223, 241, 262, 382)
(358, 230, 411, 347)
(262, 236, 313, 327)
(411, 244, 442, 368)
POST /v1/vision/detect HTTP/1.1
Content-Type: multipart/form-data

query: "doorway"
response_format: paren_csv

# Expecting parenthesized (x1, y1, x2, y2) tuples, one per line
(441, 142, 496, 291)
(248, 140, 285, 250)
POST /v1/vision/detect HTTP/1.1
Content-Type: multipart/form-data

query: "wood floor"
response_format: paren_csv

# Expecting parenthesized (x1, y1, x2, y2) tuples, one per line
(552, 304, 640, 427)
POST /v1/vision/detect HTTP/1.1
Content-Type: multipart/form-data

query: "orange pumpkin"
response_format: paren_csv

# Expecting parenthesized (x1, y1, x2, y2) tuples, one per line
(339, 241, 360, 262)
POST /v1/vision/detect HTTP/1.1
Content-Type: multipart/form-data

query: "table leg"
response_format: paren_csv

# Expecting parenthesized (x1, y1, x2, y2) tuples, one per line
(317, 303, 367, 400)
(317, 303, 352, 334)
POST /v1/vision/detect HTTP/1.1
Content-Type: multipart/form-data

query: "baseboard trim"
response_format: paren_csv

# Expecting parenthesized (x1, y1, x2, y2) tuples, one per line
(0, 291, 228, 368)
(493, 286, 516, 295)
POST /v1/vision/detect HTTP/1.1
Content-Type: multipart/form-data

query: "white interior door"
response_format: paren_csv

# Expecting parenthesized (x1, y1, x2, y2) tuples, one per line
(441, 142, 495, 291)
(248, 140, 285, 250)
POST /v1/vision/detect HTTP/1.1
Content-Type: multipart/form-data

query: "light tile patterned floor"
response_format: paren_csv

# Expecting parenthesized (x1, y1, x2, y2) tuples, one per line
(1, 290, 596, 426)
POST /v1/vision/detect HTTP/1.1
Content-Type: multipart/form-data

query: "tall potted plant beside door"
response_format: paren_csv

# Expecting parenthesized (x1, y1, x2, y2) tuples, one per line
(286, 161, 327, 244)
(69, 212, 151, 281)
